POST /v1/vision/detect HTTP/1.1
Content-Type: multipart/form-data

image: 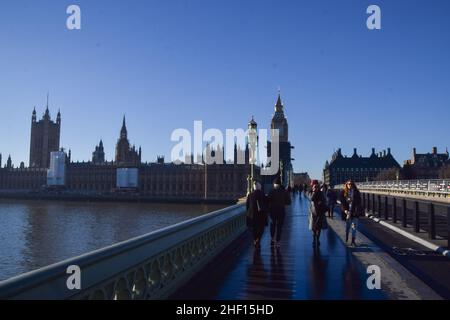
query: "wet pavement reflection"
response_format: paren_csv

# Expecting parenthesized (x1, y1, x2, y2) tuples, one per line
(174, 193, 387, 300)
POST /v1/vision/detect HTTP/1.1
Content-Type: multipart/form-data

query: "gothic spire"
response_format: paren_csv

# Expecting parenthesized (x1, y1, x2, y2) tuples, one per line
(119, 115, 128, 140)
(275, 92, 283, 113)
(45, 92, 50, 113)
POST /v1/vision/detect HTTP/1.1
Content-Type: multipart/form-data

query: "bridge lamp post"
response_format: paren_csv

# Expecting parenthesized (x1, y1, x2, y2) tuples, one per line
(247, 116, 258, 194)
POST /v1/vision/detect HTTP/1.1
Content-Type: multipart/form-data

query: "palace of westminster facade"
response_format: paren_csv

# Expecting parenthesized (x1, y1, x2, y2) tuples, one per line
(0, 95, 294, 201)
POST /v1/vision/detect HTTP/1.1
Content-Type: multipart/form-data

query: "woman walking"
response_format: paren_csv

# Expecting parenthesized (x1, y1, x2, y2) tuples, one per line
(246, 180, 268, 248)
(309, 180, 327, 246)
(339, 180, 362, 246)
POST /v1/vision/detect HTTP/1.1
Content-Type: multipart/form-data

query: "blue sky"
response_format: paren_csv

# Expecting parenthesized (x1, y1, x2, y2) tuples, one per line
(0, 0, 449, 179)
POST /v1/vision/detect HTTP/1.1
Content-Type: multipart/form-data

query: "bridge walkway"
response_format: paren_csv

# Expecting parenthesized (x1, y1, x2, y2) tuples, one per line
(173, 193, 387, 300)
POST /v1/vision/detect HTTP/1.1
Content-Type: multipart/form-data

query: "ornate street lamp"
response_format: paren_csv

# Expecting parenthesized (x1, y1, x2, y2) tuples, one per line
(247, 116, 258, 194)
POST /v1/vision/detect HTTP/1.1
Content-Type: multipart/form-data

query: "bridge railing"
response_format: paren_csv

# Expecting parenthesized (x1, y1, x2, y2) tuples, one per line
(0, 203, 247, 300)
(360, 192, 450, 249)
(335, 179, 450, 198)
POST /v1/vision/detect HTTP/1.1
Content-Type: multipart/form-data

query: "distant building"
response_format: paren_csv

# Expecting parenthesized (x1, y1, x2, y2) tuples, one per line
(262, 93, 294, 189)
(0, 105, 255, 201)
(403, 147, 449, 179)
(115, 116, 141, 167)
(293, 172, 311, 187)
(323, 148, 401, 186)
(29, 101, 61, 168)
(92, 140, 105, 164)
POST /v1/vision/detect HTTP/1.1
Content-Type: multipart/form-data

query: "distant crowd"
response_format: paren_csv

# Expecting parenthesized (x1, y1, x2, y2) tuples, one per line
(246, 177, 362, 249)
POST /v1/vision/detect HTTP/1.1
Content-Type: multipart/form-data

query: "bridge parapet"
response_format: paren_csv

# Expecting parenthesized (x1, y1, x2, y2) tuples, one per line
(336, 179, 449, 199)
(0, 203, 246, 300)
(360, 192, 450, 250)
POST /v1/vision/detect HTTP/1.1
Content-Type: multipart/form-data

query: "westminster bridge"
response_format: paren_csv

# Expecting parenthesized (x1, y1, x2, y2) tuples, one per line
(0, 180, 449, 300)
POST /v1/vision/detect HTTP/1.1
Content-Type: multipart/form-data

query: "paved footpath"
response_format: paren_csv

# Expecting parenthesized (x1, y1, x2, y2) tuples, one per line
(173, 193, 436, 300)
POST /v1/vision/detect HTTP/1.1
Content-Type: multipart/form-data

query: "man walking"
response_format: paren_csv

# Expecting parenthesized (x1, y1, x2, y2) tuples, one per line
(268, 176, 291, 248)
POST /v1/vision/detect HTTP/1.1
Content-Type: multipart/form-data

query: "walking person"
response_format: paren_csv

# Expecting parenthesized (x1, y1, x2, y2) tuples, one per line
(326, 187, 337, 219)
(339, 180, 362, 246)
(309, 180, 327, 246)
(268, 176, 291, 248)
(246, 180, 268, 248)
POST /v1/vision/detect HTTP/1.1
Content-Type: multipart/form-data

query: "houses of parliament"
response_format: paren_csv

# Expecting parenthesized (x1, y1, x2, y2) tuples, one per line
(0, 95, 294, 201)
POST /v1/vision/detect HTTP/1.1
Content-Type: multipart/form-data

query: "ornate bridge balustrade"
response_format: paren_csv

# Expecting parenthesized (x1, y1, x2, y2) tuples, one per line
(0, 203, 246, 300)
(337, 179, 450, 198)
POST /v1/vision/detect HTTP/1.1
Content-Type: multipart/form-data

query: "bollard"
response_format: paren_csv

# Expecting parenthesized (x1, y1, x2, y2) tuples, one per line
(428, 202, 435, 240)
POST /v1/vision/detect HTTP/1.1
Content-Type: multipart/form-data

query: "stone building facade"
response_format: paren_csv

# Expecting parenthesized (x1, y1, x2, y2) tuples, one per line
(323, 148, 401, 186)
(0, 106, 254, 201)
(29, 104, 61, 168)
(402, 147, 449, 179)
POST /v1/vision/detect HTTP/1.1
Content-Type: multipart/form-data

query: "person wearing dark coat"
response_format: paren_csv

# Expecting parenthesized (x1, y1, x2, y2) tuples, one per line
(246, 181, 268, 248)
(339, 180, 362, 246)
(310, 181, 327, 246)
(326, 188, 337, 219)
(268, 176, 291, 248)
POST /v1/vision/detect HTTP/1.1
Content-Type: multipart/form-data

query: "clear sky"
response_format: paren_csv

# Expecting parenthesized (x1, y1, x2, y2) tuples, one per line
(0, 0, 449, 179)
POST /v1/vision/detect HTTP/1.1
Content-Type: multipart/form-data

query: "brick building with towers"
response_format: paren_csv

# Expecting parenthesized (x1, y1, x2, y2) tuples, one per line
(0, 99, 257, 201)
(29, 97, 61, 168)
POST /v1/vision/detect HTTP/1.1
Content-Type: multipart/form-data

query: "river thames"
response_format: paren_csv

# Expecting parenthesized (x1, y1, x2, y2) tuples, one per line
(0, 199, 224, 281)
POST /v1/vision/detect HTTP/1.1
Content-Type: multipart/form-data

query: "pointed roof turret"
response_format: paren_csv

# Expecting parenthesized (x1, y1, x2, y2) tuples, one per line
(275, 93, 283, 113)
(32, 107, 37, 122)
(248, 115, 257, 129)
(120, 115, 127, 139)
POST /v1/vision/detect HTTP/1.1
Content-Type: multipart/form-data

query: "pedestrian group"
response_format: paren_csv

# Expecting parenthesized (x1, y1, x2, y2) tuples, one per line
(246, 176, 363, 249)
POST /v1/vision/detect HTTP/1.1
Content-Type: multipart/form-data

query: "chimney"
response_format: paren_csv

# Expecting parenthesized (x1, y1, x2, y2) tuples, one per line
(387, 148, 391, 155)
(353, 148, 357, 155)
(383, 150, 386, 157)
(371, 148, 375, 155)
(432, 147, 437, 154)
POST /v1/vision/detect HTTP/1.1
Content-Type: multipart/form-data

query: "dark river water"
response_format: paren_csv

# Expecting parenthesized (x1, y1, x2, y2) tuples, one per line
(0, 199, 225, 281)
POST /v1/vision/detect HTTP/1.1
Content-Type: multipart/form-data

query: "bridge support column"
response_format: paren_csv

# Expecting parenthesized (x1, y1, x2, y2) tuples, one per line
(402, 199, 407, 228)
(414, 201, 420, 233)
(392, 198, 397, 223)
(428, 202, 435, 240)
(384, 196, 389, 220)
(372, 193, 376, 215)
(378, 194, 382, 218)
